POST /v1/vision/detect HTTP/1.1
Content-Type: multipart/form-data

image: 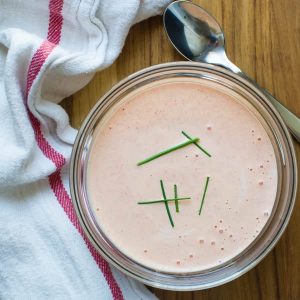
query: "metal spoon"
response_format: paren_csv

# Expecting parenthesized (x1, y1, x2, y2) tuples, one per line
(163, 0, 300, 142)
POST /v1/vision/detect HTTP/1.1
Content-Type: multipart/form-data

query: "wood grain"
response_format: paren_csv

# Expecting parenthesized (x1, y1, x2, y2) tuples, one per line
(61, 1, 300, 299)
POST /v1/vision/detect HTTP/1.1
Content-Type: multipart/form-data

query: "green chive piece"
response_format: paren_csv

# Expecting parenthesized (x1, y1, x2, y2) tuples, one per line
(199, 177, 210, 215)
(137, 137, 200, 166)
(174, 184, 179, 213)
(160, 180, 174, 227)
(138, 197, 191, 205)
(181, 131, 211, 157)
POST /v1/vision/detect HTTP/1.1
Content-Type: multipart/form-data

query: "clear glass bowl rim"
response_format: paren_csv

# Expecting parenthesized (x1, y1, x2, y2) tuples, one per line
(70, 62, 297, 291)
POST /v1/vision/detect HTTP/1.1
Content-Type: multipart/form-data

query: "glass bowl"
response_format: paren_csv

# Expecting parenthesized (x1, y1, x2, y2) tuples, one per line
(70, 62, 297, 291)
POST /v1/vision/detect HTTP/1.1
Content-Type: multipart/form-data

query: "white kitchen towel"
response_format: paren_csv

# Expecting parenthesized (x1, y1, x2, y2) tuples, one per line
(0, 0, 171, 299)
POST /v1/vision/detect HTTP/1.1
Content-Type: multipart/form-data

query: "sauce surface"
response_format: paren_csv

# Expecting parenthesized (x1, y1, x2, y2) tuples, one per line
(87, 78, 277, 273)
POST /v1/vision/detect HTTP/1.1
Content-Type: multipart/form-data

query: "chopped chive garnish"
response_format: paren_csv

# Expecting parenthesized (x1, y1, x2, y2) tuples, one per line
(160, 180, 174, 227)
(174, 184, 179, 213)
(138, 197, 191, 205)
(137, 137, 200, 166)
(199, 177, 210, 215)
(181, 131, 211, 157)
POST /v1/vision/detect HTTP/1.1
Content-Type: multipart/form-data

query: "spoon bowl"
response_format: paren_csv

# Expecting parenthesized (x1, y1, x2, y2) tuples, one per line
(163, 1, 224, 61)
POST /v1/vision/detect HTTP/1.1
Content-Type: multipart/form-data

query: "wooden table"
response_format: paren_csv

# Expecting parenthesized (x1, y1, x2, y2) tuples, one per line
(62, 1, 300, 299)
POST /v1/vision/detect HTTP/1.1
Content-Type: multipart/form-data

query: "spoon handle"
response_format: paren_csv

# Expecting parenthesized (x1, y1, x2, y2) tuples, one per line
(238, 71, 300, 143)
(209, 50, 300, 142)
(261, 89, 300, 143)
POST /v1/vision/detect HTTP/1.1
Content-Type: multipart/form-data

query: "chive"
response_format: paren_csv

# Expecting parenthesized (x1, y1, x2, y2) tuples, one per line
(138, 197, 191, 205)
(160, 180, 174, 227)
(137, 137, 200, 166)
(199, 177, 210, 215)
(174, 184, 179, 213)
(181, 131, 211, 157)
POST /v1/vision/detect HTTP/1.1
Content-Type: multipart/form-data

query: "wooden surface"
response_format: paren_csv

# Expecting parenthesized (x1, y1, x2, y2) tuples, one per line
(62, 1, 300, 299)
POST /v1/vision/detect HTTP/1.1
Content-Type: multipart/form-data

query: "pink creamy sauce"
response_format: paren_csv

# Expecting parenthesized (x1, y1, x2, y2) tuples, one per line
(87, 79, 278, 273)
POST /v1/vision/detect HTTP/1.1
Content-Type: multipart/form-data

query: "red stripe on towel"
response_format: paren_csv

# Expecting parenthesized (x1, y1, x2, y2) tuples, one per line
(25, 1, 124, 299)
(49, 171, 124, 299)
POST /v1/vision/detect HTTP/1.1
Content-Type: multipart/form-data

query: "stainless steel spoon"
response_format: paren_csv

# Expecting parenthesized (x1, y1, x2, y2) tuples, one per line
(163, 0, 300, 142)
